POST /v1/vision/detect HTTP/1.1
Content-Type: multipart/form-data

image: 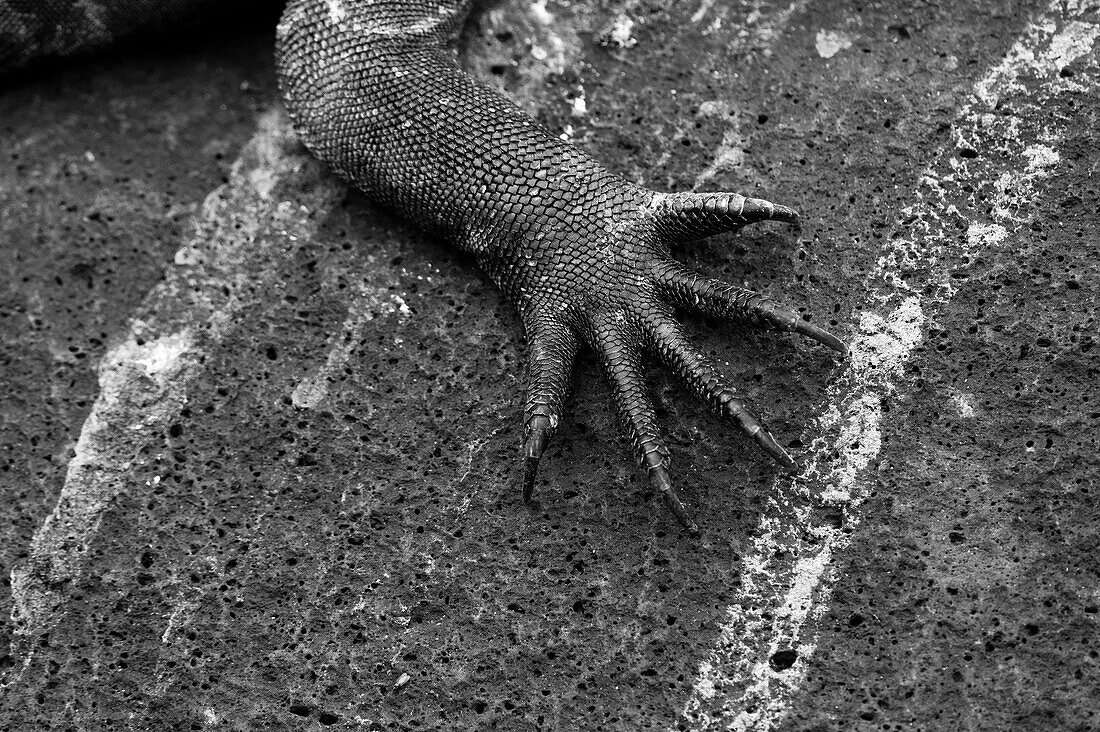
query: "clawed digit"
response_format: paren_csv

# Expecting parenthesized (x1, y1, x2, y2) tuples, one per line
(519, 193, 845, 534)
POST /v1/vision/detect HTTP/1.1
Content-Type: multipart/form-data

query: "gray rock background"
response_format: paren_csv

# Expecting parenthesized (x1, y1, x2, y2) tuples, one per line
(1, 0, 1097, 729)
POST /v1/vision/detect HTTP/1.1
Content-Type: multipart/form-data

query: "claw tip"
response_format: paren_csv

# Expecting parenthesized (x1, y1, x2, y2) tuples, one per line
(648, 465, 700, 535)
(523, 457, 540, 502)
(522, 424, 551, 503)
(826, 334, 850, 357)
(783, 454, 802, 475)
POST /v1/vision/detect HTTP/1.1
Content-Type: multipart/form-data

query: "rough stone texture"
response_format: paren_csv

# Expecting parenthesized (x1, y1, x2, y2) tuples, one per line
(0, 1, 1097, 730)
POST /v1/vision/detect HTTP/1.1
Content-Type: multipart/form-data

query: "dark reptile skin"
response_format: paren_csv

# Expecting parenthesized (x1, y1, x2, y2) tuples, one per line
(276, 0, 846, 532)
(0, 0, 271, 71)
(0, 0, 845, 532)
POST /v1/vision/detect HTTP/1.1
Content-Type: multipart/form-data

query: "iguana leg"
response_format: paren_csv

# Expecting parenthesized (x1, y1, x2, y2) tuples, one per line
(275, 0, 846, 532)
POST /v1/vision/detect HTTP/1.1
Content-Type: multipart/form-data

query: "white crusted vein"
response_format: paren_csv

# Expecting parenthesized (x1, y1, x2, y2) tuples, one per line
(680, 3, 1099, 729)
(6, 110, 339, 680)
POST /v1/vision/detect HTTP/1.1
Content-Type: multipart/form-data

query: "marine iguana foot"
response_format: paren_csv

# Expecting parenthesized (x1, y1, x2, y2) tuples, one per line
(273, 0, 844, 533)
(518, 191, 846, 534)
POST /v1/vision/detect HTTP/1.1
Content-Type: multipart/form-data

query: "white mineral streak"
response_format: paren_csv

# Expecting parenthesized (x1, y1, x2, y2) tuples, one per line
(814, 29, 852, 58)
(291, 291, 410, 409)
(691, 0, 718, 25)
(529, 0, 553, 25)
(526, 0, 573, 72)
(694, 0, 811, 188)
(6, 109, 340, 680)
(571, 90, 588, 117)
(694, 127, 747, 189)
(951, 390, 979, 419)
(680, 2, 1098, 729)
(607, 15, 638, 48)
(693, 99, 745, 188)
(739, 0, 811, 50)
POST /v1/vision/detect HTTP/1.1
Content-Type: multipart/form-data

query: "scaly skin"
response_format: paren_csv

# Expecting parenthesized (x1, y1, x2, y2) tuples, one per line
(1, 0, 846, 533)
(276, 0, 845, 533)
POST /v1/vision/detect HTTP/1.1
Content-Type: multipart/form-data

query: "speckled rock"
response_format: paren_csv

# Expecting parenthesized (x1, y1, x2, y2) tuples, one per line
(0, 1, 1097, 730)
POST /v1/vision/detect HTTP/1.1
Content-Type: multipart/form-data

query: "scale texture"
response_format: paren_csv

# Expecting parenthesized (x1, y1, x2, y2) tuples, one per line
(3, 1, 1096, 730)
(275, 0, 842, 529)
(0, 0, 842, 530)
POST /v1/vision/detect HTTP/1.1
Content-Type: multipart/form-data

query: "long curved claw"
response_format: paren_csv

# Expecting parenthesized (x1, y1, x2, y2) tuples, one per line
(754, 299, 848, 355)
(645, 315, 800, 472)
(740, 197, 801, 227)
(650, 192, 800, 242)
(652, 262, 848, 355)
(522, 418, 551, 503)
(520, 316, 578, 502)
(749, 422, 799, 473)
(647, 460, 700, 535)
(592, 316, 698, 533)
